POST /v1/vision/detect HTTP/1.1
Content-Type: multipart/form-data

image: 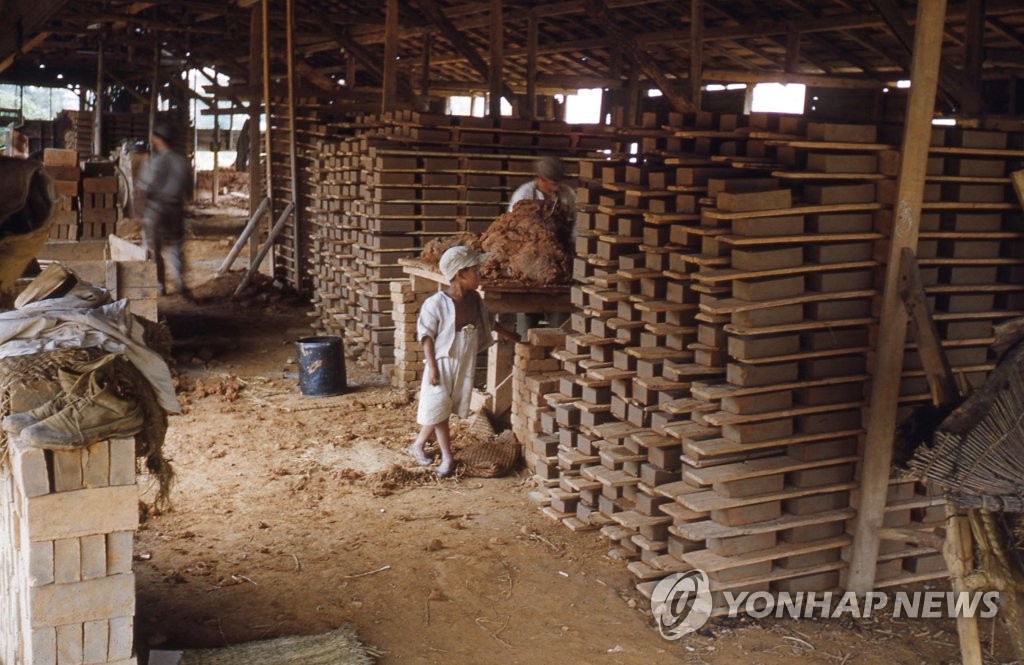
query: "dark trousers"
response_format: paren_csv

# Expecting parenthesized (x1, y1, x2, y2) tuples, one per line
(142, 206, 186, 295)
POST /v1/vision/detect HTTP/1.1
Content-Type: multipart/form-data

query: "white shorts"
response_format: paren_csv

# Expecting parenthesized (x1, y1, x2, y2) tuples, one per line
(416, 325, 478, 426)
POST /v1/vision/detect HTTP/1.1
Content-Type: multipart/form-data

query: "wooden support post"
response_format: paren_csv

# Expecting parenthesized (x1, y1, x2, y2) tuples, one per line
(690, 0, 703, 109)
(383, 0, 400, 112)
(488, 313, 516, 419)
(212, 101, 220, 205)
(1012, 170, 1024, 209)
(847, 0, 948, 595)
(898, 248, 958, 406)
(785, 26, 801, 73)
(93, 38, 104, 156)
(625, 65, 640, 127)
(261, 0, 273, 258)
(235, 201, 295, 297)
(527, 13, 538, 119)
(964, 0, 986, 105)
(286, 0, 301, 287)
(346, 55, 357, 88)
(943, 503, 983, 665)
(218, 197, 270, 275)
(489, 0, 503, 119)
(420, 32, 432, 97)
(248, 4, 262, 262)
(148, 40, 160, 142)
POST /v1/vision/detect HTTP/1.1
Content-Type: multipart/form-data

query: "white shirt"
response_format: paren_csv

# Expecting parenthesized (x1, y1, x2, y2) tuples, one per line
(417, 290, 493, 359)
(508, 180, 576, 212)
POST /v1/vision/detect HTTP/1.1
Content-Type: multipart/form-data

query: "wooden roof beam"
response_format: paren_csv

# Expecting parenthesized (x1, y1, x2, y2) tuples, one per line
(583, 0, 694, 112)
(867, 0, 981, 115)
(411, 0, 523, 113)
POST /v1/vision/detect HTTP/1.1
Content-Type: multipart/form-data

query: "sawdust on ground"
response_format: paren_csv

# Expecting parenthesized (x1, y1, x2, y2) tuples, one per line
(131, 208, 1015, 665)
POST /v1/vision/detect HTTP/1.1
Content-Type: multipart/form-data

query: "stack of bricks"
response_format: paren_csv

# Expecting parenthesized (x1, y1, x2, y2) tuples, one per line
(0, 431, 139, 665)
(80, 162, 119, 240)
(512, 328, 570, 488)
(305, 111, 613, 376)
(43, 148, 81, 241)
(389, 273, 434, 389)
(514, 115, 1024, 613)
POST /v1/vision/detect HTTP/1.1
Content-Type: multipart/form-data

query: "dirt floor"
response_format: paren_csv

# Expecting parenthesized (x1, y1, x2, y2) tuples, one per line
(130, 204, 1017, 664)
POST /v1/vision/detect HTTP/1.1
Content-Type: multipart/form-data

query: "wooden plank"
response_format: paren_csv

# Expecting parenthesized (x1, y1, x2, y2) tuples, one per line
(703, 202, 881, 221)
(684, 535, 850, 572)
(489, 0, 503, 118)
(717, 232, 883, 246)
(685, 455, 860, 487)
(944, 503, 983, 665)
(687, 430, 864, 461)
(677, 508, 856, 540)
(681, 482, 860, 513)
(848, 0, 948, 594)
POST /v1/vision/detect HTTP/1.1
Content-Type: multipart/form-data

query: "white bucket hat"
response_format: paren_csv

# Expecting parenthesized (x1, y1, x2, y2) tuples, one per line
(439, 245, 488, 282)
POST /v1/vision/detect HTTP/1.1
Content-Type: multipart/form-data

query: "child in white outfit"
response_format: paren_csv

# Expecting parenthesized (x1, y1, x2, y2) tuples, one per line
(409, 246, 519, 477)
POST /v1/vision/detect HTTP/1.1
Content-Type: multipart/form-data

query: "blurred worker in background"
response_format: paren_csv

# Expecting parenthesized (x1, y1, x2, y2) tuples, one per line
(508, 155, 576, 212)
(136, 122, 193, 300)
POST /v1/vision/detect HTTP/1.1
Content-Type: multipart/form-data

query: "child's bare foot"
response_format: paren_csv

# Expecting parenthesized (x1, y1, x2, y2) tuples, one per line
(435, 457, 456, 478)
(407, 444, 433, 466)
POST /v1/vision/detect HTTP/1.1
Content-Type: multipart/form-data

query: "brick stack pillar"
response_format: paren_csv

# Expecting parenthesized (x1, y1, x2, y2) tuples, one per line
(0, 435, 139, 665)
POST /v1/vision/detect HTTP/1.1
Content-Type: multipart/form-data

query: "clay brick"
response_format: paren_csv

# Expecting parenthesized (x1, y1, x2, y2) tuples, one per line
(773, 570, 840, 592)
(806, 299, 871, 319)
(727, 361, 799, 387)
(81, 534, 108, 580)
(706, 559, 774, 582)
(711, 500, 782, 526)
(799, 355, 866, 380)
(43, 148, 79, 166)
(707, 531, 777, 556)
(32, 575, 135, 633)
(883, 508, 912, 527)
(788, 463, 855, 488)
(807, 123, 877, 143)
(108, 438, 136, 486)
(722, 418, 794, 444)
(796, 383, 864, 406)
(874, 558, 905, 581)
(950, 213, 1002, 231)
(27, 485, 139, 542)
(781, 520, 846, 544)
(717, 189, 792, 212)
(56, 623, 84, 665)
(54, 537, 83, 584)
(948, 158, 1006, 177)
(784, 491, 849, 515)
(731, 303, 804, 328)
(83, 620, 109, 664)
(732, 276, 804, 302)
(52, 448, 83, 489)
(806, 212, 873, 233)
(714, 472, 786, 498)
(805, 153, 878, 173)
(732, 246, 803, 272)
(803, 183, 876, 205)
(904, 553, 946, 574)
(781, 547, 841, 569)
(668, 533, 705, 557)
(29, 539, 56, 587)
(722, 390, 793, 415)
(108, 616, 134, 660)
(732, 214, 804, 237)
(788, 437, 857, 461)
(806, 270, 873, 292)
(13, 442, 51, 497)
(802, 328, 869, 352)
(806, 242, 873, 264)
(31, 627, 57, 665)
(728, 334, 800, 360)
(797, 409, 862, 434)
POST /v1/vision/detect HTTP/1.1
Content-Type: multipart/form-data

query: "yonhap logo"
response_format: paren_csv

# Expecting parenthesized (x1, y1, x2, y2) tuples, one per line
(651, 570, 713, 640)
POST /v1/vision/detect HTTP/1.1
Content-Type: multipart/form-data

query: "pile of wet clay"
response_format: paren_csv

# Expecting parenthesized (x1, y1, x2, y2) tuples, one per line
(418, 200, 573, 285)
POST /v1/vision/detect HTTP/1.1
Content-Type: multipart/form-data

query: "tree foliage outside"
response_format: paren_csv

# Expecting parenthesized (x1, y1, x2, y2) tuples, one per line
(0, 84, 79, 122)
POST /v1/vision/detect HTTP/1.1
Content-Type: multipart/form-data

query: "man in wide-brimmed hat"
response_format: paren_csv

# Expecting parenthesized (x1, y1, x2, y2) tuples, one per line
(136, 122, 193, 300)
